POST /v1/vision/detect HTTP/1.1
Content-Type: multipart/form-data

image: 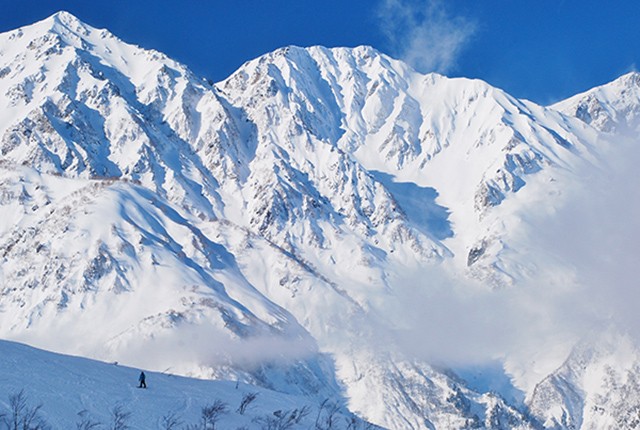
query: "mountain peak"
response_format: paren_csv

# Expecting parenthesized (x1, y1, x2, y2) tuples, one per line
(553, 70, 640, 133)
(48, 10, 82, 25)
(0, 9, 102, 57)
(36, 10, 91, 38)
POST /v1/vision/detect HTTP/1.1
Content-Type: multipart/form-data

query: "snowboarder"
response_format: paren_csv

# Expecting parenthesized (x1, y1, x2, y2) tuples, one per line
(138, 371, 147, 388)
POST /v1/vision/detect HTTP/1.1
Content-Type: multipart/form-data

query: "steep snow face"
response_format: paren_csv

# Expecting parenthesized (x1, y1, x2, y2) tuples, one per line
(528, 334, 640, 430)
(0, 165, 346, 401)
(553, 72, 640, 134)
(220, 45, 602, 285)
(0, 11, 442, 299)
(0, 11, 248, 220)
(338, 350, 536, 430)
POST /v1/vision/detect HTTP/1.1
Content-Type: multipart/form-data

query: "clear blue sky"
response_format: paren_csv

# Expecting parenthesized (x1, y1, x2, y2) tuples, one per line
(2, 0, 639, 104)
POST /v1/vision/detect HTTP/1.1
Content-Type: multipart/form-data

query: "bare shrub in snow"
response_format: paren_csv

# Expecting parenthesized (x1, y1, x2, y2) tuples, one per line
(1, 390, 48, 430)
(76, 409, 101, 430)
(184, 400, 228, 430)
(159, 411, 182, 430)
(315, 399, 340, 430)
(236, 392, 258, 415)
(109, 405, 131, 430)
(253, 406, 311, 430)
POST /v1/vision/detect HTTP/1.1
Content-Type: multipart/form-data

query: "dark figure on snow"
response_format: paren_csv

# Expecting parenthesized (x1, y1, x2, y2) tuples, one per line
(138, 371, 147, 388)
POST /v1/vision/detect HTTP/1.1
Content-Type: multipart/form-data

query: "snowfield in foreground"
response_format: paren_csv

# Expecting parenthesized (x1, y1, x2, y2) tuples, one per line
(0, 339, 373, 429)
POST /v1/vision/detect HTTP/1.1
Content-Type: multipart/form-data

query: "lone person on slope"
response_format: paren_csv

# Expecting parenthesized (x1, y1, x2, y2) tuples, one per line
(138, 371, 147, 388)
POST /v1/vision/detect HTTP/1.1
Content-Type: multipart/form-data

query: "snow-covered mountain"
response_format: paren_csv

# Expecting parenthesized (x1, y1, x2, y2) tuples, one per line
(0, 11, 638, 429)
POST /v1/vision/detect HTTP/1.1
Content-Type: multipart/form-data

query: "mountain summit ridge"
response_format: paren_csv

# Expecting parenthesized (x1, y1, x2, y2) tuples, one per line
(552, 70, 640, 134)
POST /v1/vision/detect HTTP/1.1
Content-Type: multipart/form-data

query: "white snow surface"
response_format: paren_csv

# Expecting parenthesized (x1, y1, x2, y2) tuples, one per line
(0, 339, 372, 429)
(0, 11, 639, 429)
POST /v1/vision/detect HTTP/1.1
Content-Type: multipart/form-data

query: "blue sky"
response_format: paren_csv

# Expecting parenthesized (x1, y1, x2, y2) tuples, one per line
(2, 0, 639, 104)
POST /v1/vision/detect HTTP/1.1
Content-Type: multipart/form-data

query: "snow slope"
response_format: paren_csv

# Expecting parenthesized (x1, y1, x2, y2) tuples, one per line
(0, 339, 373, 429)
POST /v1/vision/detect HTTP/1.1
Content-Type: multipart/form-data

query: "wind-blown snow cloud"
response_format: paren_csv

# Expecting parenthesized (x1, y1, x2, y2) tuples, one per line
(361, 132, 640, 392)
(530, 136, 640, 340)
(377, 0, 476, 73)
(101, 323, 319, 379)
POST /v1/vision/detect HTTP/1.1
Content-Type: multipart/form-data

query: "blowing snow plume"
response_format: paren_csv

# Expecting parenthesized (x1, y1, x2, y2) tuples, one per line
(377, 0, 475, 73)
(529, 136, 640, 340)
(362, 133, 640, 396)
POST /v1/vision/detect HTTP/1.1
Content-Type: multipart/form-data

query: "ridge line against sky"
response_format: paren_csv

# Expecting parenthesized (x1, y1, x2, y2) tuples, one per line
(1, 0, 639, 104)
